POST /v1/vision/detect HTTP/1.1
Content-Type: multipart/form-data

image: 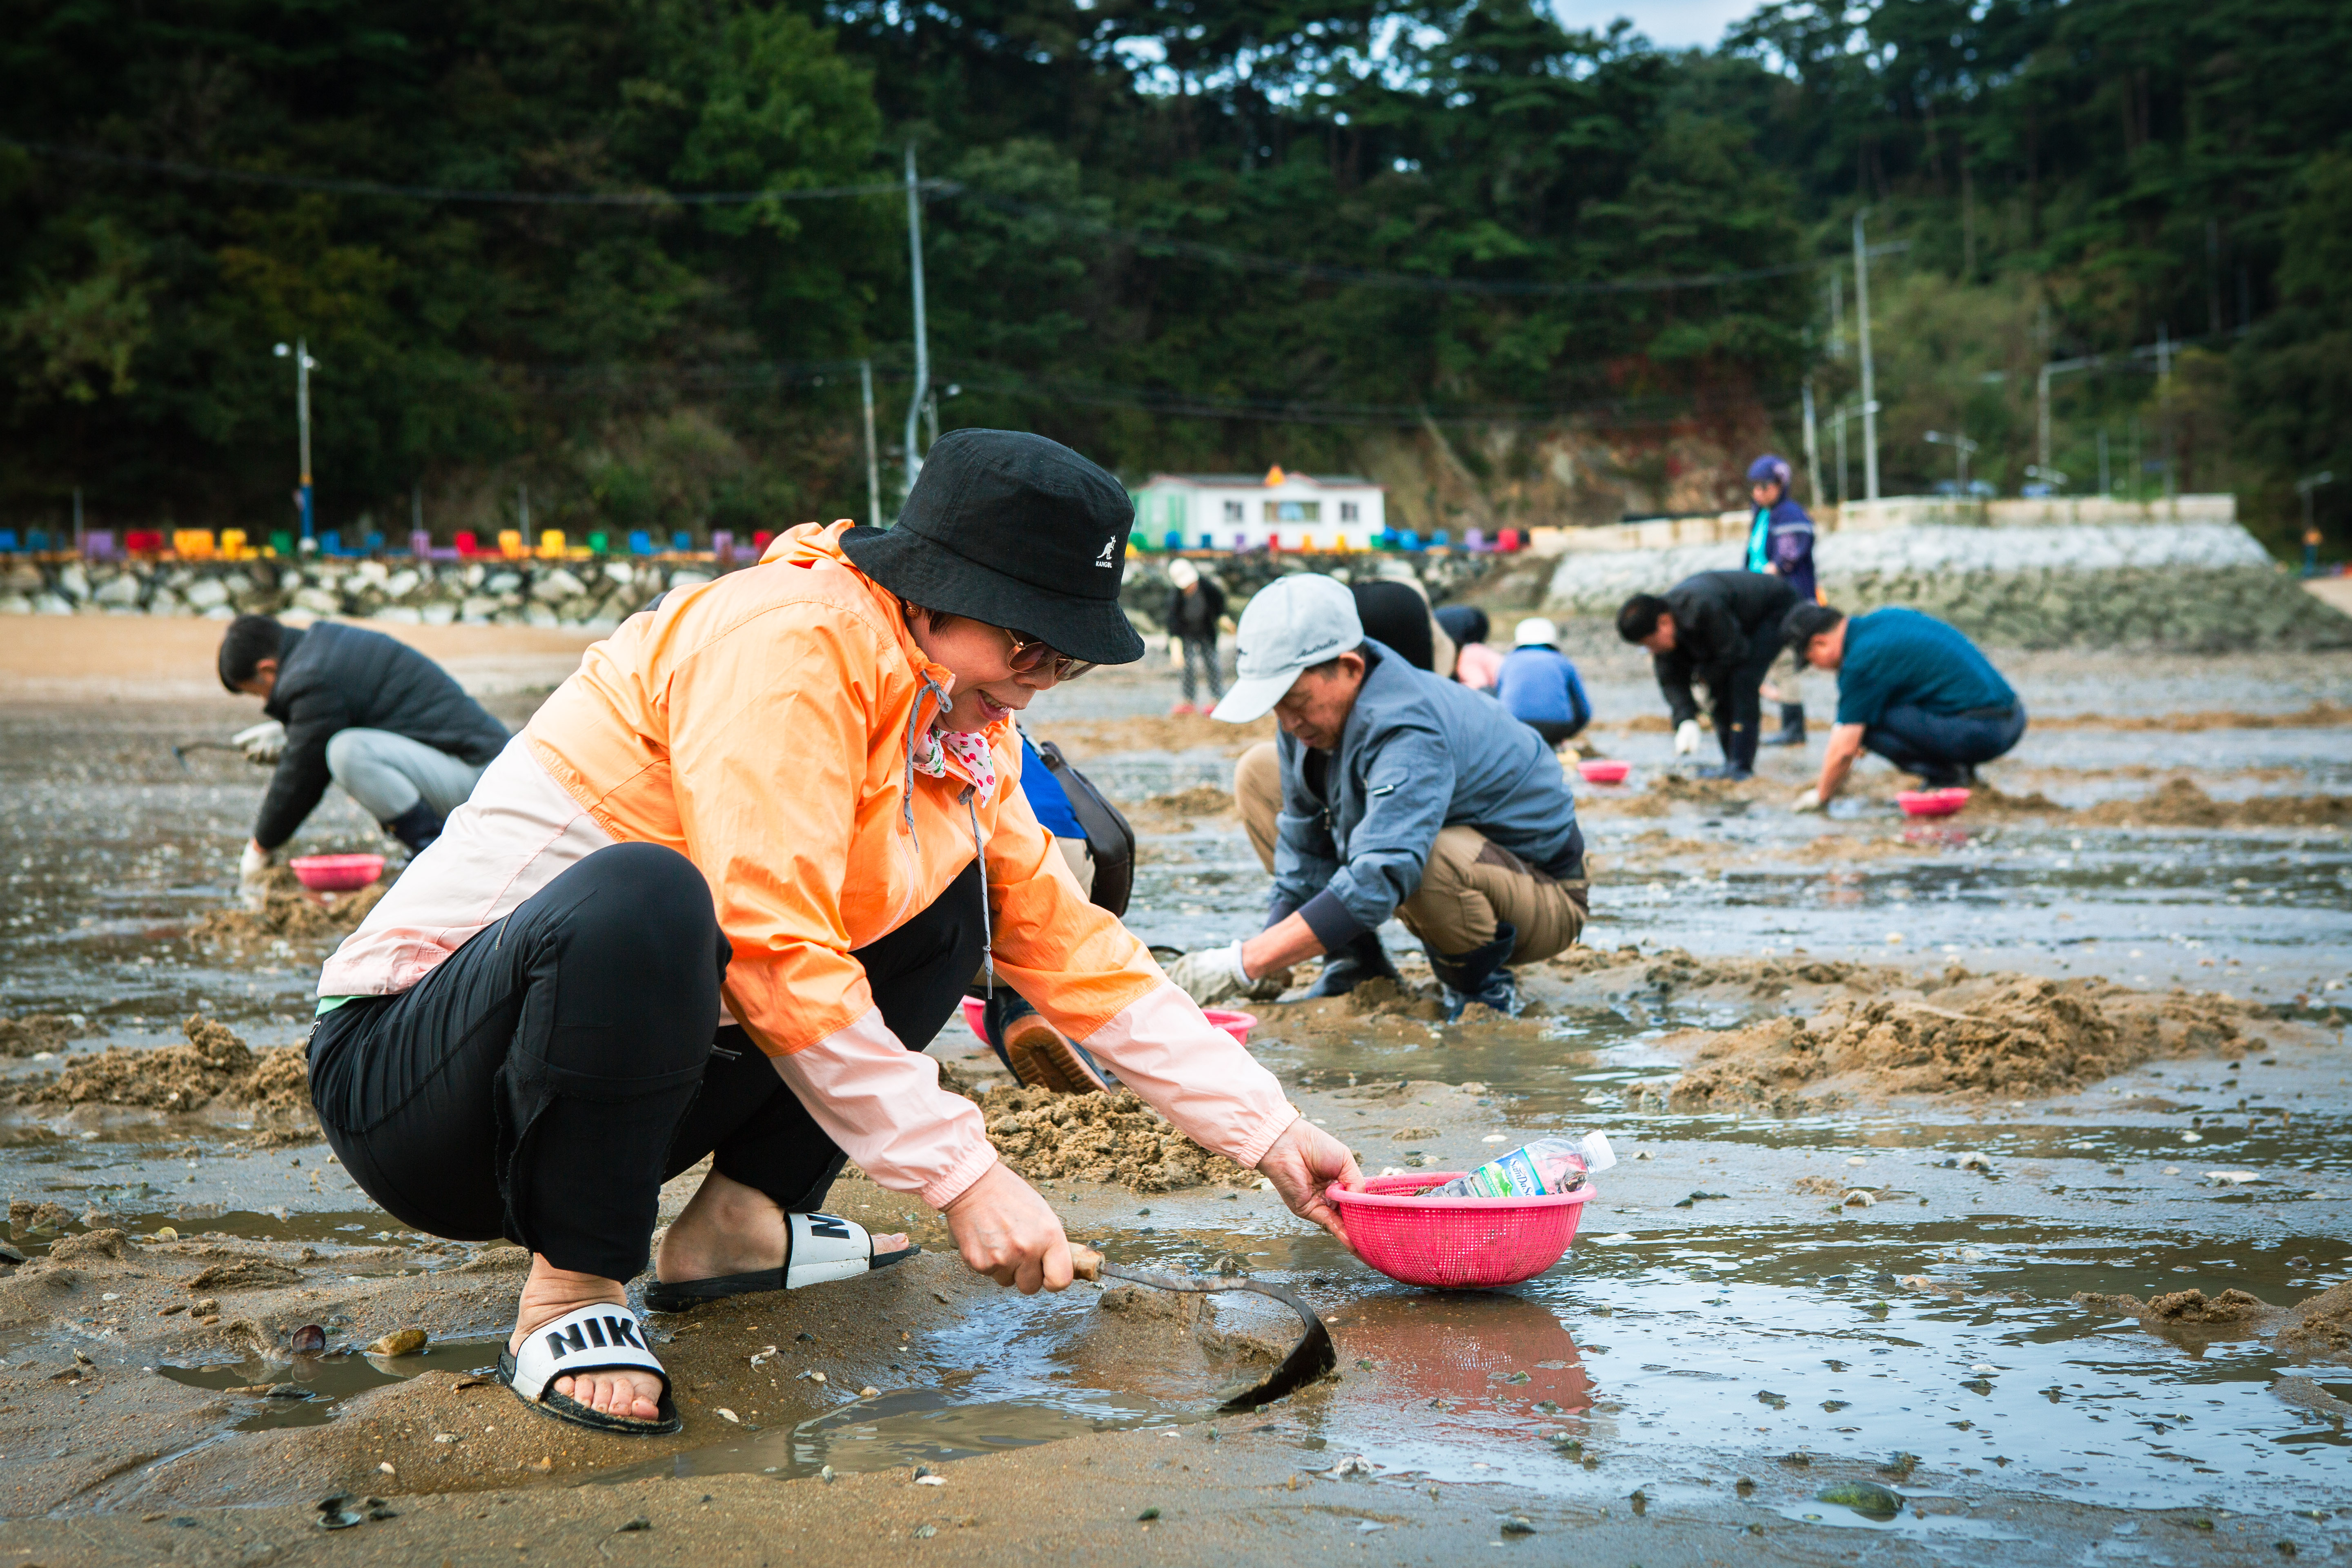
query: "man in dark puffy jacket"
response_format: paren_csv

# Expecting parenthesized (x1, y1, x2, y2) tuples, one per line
(1616, 570, 1800, 780)
(217, 615, 511, 877)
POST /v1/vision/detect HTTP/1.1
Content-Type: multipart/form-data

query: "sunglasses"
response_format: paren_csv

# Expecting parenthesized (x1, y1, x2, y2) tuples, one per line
(1001, 628, 1094, 682)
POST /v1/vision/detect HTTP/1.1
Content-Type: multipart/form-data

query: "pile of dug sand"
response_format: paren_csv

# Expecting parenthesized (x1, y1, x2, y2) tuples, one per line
(2030, 702, 2352, 732)
(189, 865, 395, 951)
(19, 1013, 312, 1116)
(1650, 971, 2268, 1111)
(1036, 712, 1274, 761)
(2074, 777, 2352, 829)
(2074, 1282, 2352, 1362)
(0, 1014, 98, 1056)
(1122, 785, 1235, 825)
(953, 1075, 1254, 1194)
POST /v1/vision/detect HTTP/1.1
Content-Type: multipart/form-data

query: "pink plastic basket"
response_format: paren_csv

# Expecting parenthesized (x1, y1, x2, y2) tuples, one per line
(1896, 787, 1971, 818)
(1329, 1172, 1592, 1289)
(957, 997, 1255, 1047)
(288, 853, 386, 892)
(1577, 759, 1631, 784)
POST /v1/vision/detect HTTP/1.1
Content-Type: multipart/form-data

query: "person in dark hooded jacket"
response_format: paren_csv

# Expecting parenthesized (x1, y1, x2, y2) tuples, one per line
(1744, 454, 1819, 746)
(1616, 570, 1800, 780)
(218, 615, 510, 878)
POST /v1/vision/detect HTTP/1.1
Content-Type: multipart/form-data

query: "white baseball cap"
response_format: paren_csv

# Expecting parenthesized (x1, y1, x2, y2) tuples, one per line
(1514, 615, 1559, 648)
(1210, 574, 1364, 724)
(1166, 557, 1200, 590)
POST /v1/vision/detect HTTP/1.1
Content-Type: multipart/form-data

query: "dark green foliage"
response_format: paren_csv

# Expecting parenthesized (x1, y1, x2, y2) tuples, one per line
(0, 0, 2342, 544)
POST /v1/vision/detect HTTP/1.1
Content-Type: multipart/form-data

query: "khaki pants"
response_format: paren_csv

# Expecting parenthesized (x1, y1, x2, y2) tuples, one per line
(1233, 741, 1587, 965)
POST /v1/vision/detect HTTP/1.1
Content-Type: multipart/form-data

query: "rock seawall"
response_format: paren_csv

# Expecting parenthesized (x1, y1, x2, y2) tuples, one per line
(1541, 522, 2351, 650)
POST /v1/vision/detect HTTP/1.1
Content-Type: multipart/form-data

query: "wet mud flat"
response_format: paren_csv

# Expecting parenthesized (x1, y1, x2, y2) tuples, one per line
(0, 632, 2348, 1562)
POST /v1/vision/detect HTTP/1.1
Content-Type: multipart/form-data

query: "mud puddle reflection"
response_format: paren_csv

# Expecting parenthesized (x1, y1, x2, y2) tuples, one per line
(155, 1336, 506, 1430)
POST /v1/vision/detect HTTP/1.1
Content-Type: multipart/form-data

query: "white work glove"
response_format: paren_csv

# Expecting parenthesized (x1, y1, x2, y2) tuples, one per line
(1673, 718, 1702, 757)
(1168, 634, 1186, 669)
(233, 719, 286, 764)
(1792, 787, 1826, 814)
(1165, 942, 1256, 1007)
(238, 840, 275, 883)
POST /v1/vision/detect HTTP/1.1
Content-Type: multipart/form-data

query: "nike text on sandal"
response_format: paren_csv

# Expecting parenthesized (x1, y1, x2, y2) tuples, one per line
(495, 1303, 682, 1435)
(643, 1212, 918, 1314)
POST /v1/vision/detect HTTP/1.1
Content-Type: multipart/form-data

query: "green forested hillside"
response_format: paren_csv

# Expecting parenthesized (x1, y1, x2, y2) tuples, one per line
(2, 0, 2346, 549)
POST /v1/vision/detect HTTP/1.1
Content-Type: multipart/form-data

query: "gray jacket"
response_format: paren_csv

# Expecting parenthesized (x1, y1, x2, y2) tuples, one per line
(1269, 641, 1583, 947)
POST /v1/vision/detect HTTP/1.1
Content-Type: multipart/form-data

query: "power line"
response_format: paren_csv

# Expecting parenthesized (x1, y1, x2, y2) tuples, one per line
(0, 137, 934, 206)
(9, 135, 1906, 296)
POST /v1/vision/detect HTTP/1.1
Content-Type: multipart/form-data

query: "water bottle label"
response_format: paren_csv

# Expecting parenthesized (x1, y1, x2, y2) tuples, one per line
(1466, 1147, 1549, 1198)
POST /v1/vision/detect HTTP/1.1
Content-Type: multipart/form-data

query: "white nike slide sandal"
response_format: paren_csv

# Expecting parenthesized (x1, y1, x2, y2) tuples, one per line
(494, 1302, 682, 1435)
(642, 1211, 917, 1314)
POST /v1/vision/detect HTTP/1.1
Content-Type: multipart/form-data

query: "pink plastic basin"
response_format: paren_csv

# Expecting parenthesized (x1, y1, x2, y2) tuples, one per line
(1896, 787, 1972, 818)
(1329, 1172, 1592, 1289)
(1577, 760, 1631, 784)
(288, 853, 386, 893)
(958, 997, 1255, 1048)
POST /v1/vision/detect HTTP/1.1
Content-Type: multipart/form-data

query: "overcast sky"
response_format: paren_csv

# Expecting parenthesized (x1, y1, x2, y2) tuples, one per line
(1553, 0, 1762, 49)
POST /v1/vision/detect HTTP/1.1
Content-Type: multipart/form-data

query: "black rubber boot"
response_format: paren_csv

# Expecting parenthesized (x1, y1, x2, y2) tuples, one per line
(1303, 932, 1401, 998)
(1762, 704, 1806, 746)
(1426, 922, 1519, 1021)
(381, 800, 445, 853)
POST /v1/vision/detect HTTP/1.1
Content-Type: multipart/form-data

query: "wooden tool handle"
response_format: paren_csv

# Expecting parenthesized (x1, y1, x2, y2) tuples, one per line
(1070, 1245, 1103, 1282)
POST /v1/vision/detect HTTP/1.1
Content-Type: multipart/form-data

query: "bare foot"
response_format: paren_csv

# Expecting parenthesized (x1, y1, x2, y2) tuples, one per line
(655, 1168, 907, 1282)
(509, 1258, 664, 1422)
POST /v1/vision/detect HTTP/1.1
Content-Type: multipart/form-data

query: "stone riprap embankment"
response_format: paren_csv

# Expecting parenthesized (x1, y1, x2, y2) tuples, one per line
(1542, 521, 2351, 650)
(0, 556, 707, 629)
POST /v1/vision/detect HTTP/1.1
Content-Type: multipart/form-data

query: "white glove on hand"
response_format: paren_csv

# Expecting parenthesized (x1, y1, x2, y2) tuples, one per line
(238, 840, 275, 883)
(1169, 635, 1186, 669)
(233, 719, 286, 764)
(1165, 942, 1255, 1007)
(1673, 718, 1702, 757)
(1792, 787, 1826, 814)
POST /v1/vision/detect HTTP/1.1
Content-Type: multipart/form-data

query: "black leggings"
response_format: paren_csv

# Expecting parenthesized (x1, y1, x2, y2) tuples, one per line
(307, 842, 985, 1283)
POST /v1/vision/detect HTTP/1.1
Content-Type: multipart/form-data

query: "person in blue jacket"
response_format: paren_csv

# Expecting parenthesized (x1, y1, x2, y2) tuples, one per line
(1745, 454, 1818, 747)
(1493, 617, 1592, 748)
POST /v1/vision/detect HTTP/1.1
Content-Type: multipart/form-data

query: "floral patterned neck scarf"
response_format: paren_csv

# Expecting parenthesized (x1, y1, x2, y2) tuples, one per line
(912, 724, 1000, 805)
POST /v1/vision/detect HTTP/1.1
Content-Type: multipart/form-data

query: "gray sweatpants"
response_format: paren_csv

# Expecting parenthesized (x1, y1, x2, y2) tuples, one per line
(325, 728, 487, 824)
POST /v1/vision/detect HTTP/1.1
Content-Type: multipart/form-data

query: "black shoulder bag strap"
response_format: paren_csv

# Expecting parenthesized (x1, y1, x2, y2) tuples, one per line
(1035, 740, 1136, 919)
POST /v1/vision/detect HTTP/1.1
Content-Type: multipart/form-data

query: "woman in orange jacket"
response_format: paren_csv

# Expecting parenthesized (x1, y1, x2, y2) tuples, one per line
(308, 430, 1359, 1435)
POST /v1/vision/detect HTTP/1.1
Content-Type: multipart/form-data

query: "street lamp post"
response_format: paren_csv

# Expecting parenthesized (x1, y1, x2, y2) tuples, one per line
(900, 144, 931, 505)
(2037, 354, 2102, 475)
(1924, 430, 1980, 495)
(273, 339, 318, 539)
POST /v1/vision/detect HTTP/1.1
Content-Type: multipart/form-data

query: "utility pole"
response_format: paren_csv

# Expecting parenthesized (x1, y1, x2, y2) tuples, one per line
(1801, 377, 1824, 511)
(2156, 322, 2175, 500)
(2097, 430, 2110, 496)
(71, 488, 83, 553)
(517, 483, 530, 535)
(1833, 402, 1849, 507)
(274, 338, 317, 539)
(901, 143, 931, 503)
(1852, 212, 1880, 502)
(860, 359, 882, 529)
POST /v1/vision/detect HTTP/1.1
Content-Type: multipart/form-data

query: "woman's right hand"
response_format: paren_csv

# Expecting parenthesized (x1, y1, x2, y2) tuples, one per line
(941, 1159, 1073, 1294)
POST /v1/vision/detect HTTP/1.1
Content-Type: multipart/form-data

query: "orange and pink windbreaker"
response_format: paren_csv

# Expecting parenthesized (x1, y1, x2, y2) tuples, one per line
(319, 522, 1296, 1207)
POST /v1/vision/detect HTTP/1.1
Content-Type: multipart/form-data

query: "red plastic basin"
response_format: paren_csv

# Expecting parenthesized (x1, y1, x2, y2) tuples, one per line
(958, 996, 1255, 1048)
(1577, 759, 1631, 784)
(288, 853, 386, 892)
(1896, 788, 1972, 818)
(1330, 1172, 1592, 1289)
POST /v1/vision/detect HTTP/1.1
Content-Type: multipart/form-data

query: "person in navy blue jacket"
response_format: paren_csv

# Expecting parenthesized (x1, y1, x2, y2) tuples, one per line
(1745, 454, 1818, 747)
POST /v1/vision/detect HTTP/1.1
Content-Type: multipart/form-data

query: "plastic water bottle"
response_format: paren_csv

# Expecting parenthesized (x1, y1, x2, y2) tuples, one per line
(1429, 1131, 1617, 1198)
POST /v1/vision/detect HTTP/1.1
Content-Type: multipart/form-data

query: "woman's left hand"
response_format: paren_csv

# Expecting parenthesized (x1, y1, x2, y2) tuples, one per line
(1257, 1118, 1360, 1245)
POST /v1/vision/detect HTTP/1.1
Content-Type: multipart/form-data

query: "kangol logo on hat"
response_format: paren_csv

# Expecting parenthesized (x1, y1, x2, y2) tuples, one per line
(839, 429, 1146, 666)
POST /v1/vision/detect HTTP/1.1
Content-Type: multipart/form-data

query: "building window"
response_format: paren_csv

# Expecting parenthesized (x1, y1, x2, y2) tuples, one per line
(1339, 501, 1359, 522)
(1264, 500, 1321, 523)
(1223, 499, 1245, 523)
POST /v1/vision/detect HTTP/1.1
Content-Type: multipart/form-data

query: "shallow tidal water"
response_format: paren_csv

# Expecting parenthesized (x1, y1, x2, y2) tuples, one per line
(1, 660, 2349, 1557)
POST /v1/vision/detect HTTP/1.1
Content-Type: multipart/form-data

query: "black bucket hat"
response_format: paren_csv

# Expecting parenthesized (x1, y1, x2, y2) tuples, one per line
(841, 429, 1147, 666)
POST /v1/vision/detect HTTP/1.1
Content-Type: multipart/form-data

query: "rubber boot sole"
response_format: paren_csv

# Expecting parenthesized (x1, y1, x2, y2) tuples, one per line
(1002, 1016, 1111, 1095)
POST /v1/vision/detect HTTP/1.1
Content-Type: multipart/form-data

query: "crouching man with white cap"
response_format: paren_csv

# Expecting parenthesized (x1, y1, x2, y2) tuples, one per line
(1165, 575, 1591, 1020)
